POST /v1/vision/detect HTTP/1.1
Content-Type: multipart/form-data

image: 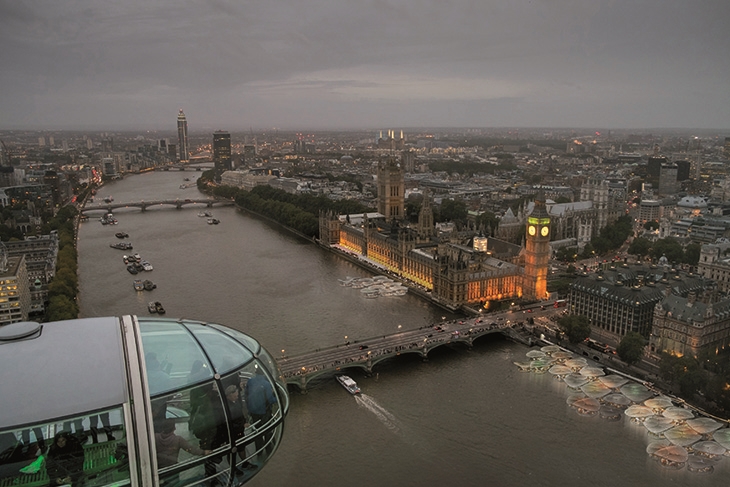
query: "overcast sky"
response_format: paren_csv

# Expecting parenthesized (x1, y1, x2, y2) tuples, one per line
(1, 0, 728, 131)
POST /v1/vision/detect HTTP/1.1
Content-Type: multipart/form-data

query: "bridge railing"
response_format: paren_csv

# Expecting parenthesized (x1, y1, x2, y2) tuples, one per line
(278, 318, 532, 389)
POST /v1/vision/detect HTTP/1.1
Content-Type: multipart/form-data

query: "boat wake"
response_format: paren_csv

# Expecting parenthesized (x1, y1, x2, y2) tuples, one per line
(355, 394, 402, 433)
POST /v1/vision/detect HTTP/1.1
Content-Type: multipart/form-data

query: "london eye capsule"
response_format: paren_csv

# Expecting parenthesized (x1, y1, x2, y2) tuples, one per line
(0, 316, 289, 487)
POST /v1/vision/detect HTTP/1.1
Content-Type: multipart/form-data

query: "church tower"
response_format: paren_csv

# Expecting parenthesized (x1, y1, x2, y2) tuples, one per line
(523, 192, 550, 301)
(377, 155, 405, 220)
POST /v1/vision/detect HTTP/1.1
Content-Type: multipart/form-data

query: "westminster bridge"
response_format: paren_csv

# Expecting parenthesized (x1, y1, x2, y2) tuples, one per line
(278, 316, 536, 393)
(80, 198, 234, 215)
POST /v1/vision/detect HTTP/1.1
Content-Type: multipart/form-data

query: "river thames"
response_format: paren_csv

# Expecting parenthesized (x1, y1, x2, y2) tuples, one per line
(77, 171, 729, 487)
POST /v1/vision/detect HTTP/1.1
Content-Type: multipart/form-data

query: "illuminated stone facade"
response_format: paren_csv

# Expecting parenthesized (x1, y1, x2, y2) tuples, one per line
(318, 171, 550, 310)
(523, 194, 551, 301)
(377, 155, 405, 220)
(319, 207, 533, 309)
(651, 293, 730, 358)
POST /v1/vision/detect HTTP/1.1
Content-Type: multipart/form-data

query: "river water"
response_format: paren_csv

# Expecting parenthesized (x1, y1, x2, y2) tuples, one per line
(78, 171, 729, 487)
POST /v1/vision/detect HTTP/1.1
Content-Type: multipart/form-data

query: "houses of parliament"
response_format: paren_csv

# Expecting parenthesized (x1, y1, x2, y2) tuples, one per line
(319, 155, 550, 311)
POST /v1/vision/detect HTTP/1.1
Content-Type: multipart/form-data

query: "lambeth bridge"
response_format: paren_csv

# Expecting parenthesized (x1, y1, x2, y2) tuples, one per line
(80, 198, 234, 215)
(278, 317, 533, 392)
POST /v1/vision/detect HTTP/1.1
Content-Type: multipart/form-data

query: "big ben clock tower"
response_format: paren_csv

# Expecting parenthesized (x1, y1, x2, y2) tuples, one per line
(524, 192, 550, 301)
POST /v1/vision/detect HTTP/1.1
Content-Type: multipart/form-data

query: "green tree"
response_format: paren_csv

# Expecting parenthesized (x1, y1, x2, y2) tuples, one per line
(617, 332, 645, 365)
(628, 237, 652, 258)
(475, 211, 499, 234)
(643, 221, 659, 231)
(651, 238, 684, 264)
(557, 315, 592, 344)
(438, 199, 468, 224)
(683, 243, 701, 266)
(678, 368, 708, 398)
(556, 247, 578, 262)
(46, 295, 79, 322)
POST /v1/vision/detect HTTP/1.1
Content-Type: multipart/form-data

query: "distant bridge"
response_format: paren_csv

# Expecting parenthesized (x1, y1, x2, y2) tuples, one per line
(278, 318, 533, 392)
(80, 198, 234, 214)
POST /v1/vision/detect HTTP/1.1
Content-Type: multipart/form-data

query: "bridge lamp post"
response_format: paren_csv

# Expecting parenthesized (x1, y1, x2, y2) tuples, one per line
(281, 349, 285, 359)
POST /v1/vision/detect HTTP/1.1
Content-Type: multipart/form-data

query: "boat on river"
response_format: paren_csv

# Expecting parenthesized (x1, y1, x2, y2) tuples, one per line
(148, 302, 157, 313)
(207, 218, 220, 225)
(133, 280, 144, 291)
(143, 280, 156, 291)
(336, 375, 360, 395)
(110, 242, 133, 250)
(115, 232, 129, 239)
(154, 301, 166, 314)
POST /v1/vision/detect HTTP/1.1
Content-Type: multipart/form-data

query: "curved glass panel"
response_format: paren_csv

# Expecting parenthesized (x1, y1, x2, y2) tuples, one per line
(256, 347, 283, 382)
(183, 323, 254, 376)
(150, 380, 230, 487)
(139, 320, 212, 396)
(0, 406, 130, 487)
(210, 325, 260, 356)
(240, 366, 281, 470)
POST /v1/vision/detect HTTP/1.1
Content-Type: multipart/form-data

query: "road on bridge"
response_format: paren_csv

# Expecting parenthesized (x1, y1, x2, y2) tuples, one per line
(278, 303, 564, 383)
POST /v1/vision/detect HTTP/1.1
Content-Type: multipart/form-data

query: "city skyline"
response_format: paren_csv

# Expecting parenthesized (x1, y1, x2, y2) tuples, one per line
(1, 1, 729, 131)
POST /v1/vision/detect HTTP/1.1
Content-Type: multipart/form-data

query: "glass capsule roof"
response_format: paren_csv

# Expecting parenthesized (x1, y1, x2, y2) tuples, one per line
(0, 317, 128, 430)
(0, 316, 274, 429)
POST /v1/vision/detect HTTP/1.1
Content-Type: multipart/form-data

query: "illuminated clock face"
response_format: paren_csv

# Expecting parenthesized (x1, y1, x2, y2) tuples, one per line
(541, 226, 549, 237)
(528, 225, 536, 236)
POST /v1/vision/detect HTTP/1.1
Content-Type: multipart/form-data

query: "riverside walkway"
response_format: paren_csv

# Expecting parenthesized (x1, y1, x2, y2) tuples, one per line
(278, 315, 535, 392)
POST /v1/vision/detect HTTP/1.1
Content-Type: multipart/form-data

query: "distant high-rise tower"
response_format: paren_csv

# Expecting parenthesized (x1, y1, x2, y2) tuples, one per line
(177, 109, 189, 162)
(213, 131, 232, 173)
(376, 155, 405, 220)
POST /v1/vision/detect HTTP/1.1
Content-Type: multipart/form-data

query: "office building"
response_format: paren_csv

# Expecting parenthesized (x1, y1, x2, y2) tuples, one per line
(243, 145, 256, 164)
(0, 248, 31, 325)
(4, 233, 58, 316)
(213, 131, 232, 174)
(675, 160, 691, 181)
(658, 164, 678, 195)
(569, 262, 707, 343)
(177, 109, 189, 162)
(647, 155, 667, 180)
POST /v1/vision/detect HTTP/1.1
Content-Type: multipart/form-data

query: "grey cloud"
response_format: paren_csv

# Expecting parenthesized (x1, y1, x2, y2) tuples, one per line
(0, 0, 728, 130)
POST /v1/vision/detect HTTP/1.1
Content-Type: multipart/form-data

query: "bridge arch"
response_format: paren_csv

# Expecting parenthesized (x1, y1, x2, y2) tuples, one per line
(80, 199, 233, 215)
(282, 327, 528, 393)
